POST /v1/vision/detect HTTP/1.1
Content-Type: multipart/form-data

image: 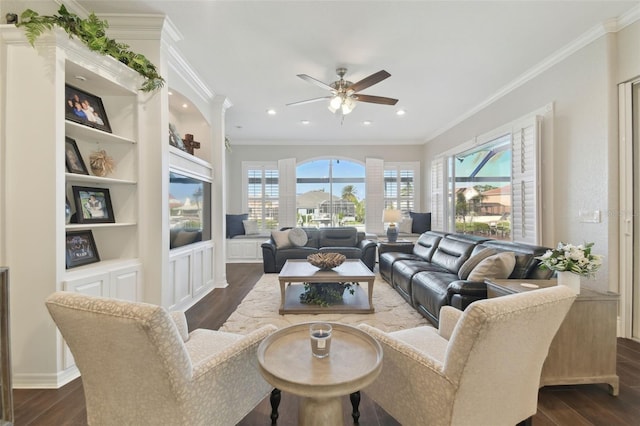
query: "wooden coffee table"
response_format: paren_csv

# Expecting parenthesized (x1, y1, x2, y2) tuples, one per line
(257, 322, 383, 426)
(278, 259, 376, 314)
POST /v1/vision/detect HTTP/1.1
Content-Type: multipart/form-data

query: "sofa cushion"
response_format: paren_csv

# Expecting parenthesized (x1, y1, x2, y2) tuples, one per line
(468, 251, 516, 282)
(226, 213, 248, 238)
(289, 227, 308, 247)
(430, 237, 475, 274)
(458, 248, 498, 280)
(271, 229, 292, 249)
(319, 227, 358, 247)
(412, 232, 443, 262)
(319, 246, 362, 259)
(398, 218, 413, 234)
(242, 219, 259, 235)
(409, 212, 431, 234)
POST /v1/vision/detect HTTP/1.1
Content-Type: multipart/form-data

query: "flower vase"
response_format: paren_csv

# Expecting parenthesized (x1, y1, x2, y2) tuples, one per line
(557, 271, 580, 294)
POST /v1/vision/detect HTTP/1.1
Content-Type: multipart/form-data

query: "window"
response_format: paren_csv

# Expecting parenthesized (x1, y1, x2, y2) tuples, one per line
(384, 162, 419, 213)
(453, 135, 512, 238)
(431, 114, 541, 244)
(296, 159, 365, 228)
(243, 162, 279, 232)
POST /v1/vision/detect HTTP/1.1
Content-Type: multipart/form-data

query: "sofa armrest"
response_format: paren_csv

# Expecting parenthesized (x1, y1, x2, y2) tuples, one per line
(261, 240, 277, 273)
(446, 280, 488, 310)
(358, 239, 378, 271)
(438, 306, 463, 341)
(169, 311, 189, 342)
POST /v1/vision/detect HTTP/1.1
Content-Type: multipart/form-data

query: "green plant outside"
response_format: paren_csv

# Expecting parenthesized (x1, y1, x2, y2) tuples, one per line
(17, 5, 164, 92)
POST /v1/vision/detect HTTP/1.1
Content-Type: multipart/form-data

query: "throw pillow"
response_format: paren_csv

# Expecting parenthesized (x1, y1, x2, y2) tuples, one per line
(271, 229, 292, 249)
(458, 248, 498, 280)
(409, 212, 431, 234)
(242, 219, 259, 235)
(289, 227, 308, 247)
(226, 213, 248, 238)
(398, 218, 413, 234)
(467, 252, 516, 282)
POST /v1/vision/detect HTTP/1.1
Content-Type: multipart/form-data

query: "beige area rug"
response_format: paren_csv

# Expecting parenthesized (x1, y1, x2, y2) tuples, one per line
(220, 273, 431, 333)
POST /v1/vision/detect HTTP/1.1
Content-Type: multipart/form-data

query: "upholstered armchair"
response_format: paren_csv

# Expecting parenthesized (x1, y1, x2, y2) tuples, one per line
(45, 292, 277, 426)
(359, 286, 576, 426)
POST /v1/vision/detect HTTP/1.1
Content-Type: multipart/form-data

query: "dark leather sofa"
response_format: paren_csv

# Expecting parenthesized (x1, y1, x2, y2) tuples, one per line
(262, 227, 377, 273)
(379, 231, 553, 326)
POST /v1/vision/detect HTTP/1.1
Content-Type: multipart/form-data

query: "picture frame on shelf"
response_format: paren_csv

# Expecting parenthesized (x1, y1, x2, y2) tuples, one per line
(65, 84, 112, 133)
(72, 186, 116, 224)
(65, 230, 100, 269)
(64, 137, 89, 175)
(169, 123, 185, 150)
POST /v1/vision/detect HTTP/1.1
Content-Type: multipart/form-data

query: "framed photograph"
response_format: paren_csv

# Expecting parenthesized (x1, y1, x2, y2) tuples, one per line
(65, 84, 112, 133)
(65, 230, 100, 269)
(72, 186, 115, 224)
(64, 137, 89, 175)
(169, 123, 185, 150)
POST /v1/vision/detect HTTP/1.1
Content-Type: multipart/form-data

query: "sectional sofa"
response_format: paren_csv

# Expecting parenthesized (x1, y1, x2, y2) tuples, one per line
(262, 226, 377, 273)
(379, 231, 553, 326)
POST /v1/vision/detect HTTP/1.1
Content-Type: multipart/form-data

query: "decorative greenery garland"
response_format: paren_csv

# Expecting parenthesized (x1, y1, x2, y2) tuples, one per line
(299, 282, 354, 307)
(16, 5, 164, 92)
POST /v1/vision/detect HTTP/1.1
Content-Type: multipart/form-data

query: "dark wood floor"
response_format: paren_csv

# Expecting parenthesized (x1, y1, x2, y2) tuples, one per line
(12, 263, 640, 425)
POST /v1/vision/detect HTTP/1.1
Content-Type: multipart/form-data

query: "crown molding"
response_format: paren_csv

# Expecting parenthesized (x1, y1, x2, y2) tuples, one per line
(168, 45, 214, 101)
(425, 4, 640, 143)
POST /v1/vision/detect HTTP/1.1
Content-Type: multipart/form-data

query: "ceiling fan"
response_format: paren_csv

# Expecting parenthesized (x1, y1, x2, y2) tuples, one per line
(287, 67, 398, 115)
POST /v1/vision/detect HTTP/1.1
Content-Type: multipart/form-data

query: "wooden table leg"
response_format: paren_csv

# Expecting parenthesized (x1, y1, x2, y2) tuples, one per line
(278, 279, 286, 314)
(367, 279, 374, 311)
(270, 388, 281, 424)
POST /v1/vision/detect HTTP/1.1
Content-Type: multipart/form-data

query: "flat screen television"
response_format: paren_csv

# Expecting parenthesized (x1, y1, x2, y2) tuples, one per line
(169, 171, 211, 249)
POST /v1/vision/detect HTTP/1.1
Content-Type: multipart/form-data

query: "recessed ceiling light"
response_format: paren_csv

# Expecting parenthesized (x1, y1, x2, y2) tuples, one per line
(267, 109, 277, 115)
(182, 103, 188, 108)
(301, 120, 310, 125)
(168, 91, 173, 95)
(396, 109, 406, 116)
(363, 120, 372, 126)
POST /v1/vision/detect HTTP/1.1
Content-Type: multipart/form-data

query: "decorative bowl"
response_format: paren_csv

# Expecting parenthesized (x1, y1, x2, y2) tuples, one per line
(307, 252, 346, 270)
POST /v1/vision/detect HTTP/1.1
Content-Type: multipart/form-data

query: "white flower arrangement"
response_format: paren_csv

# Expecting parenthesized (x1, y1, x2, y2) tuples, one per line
(536, 242, 603, 277)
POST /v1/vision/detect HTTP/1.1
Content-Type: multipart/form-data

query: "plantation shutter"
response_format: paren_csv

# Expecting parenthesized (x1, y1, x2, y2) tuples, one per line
(278, 158, 297, 228)
(430, 156, 445, 231)
(366, 158, 385, 235)
(511, 116, 541, 244)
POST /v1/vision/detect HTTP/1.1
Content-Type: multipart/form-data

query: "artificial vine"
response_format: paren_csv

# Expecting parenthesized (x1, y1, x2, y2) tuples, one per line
(17, 5, 164, 92)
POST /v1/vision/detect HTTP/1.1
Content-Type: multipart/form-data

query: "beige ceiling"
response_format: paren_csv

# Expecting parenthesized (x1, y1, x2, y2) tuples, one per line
(31, 1, 640, 144)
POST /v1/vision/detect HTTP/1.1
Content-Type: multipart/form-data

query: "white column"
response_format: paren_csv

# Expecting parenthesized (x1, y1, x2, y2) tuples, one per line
(211, 95, 231, 288)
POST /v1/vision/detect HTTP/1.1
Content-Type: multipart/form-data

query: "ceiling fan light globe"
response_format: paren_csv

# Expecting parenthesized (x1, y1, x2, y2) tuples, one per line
(330, 95, 343, 110)
(328, 104, 339, 113)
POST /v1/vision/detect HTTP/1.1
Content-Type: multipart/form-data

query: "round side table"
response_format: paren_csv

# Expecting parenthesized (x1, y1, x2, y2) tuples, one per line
(257, 322, 382, 426)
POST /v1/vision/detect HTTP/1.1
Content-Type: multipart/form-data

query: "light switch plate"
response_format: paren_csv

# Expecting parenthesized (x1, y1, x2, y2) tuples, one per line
(579, 209, 601, 223)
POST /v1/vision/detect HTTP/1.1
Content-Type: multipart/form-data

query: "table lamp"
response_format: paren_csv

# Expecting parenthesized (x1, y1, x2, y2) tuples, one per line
(383, 209, 402, 242)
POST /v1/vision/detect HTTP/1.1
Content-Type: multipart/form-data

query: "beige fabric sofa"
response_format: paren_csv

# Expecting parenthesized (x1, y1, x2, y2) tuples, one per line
(46, 292, 277, 426)
(359, 285, 576, 426)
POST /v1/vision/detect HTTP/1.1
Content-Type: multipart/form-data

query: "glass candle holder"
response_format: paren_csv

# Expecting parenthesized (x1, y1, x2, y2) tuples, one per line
(309, 323, 332, 358)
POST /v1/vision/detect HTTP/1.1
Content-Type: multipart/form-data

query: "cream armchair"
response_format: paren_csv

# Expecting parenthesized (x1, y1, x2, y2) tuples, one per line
(45, 292, 277, 426)
(359, 285, 576, 426)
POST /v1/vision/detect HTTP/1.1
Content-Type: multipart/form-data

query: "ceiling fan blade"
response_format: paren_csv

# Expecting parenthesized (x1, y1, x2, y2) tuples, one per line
(354, 94, 398, 105)
(286, 96, 332, 107)
(347, 70, 391, 93)
(297, 74, 334, 91)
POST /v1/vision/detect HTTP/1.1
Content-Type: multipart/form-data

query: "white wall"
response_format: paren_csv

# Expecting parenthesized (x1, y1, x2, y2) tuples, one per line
(423, 21, 640, 294)
(226, 143, 424, 213)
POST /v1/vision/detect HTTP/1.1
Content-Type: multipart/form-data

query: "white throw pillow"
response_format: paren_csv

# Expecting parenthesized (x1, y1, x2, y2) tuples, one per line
(467, 251, 516, 282)
(458, 248, 498, 280)
(398, 218, 413, 234)
(242, 219, 259, 235)
(271, 229, 292, 249)
(288, 227, 308, 247)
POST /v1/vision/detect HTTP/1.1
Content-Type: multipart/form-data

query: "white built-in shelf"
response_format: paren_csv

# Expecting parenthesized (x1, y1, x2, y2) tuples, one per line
(65, 173, 136, 185)
(63, 258, 142, 278)
(66, 223, 136, 230)
(65, 121, 136, 145)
